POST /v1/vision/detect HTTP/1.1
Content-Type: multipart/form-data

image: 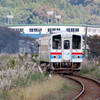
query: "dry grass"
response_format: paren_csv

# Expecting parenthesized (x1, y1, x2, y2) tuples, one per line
(0, 53, 39, 96)
(10, 75, 65, 100)
(80, 58, 100, 80)
(0, 54, 80, 100)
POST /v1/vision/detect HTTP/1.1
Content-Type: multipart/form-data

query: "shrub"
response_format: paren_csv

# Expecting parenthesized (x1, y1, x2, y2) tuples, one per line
(18, 54, 23, 61)
(6, 59, 16, 69)
(24, 52, 28, 56)
(89, 65, 97, 71)
(79, 67, 89, 74)
(35, 54, 38, 58)
(31, 53, 34, 57)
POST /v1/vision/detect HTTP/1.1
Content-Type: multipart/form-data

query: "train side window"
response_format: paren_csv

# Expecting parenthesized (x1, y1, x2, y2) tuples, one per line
(52, 35, 61, 49)
(71, 28, 74, 32)
(66, 28, 70, 32)
(20, 28, 24, 32)
(57, 28, 60, 31)
(75, 28, 79, 32)
(73, 35, 81, 49)
(29, 28, 33, 32)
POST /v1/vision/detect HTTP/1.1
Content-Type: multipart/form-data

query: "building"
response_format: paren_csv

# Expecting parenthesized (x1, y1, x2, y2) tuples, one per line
(7, 24, 100, 39)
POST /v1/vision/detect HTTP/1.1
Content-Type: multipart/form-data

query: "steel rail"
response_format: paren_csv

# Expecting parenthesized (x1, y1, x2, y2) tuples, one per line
(73, 74, 100, 100)
(64, 75, 85, 100)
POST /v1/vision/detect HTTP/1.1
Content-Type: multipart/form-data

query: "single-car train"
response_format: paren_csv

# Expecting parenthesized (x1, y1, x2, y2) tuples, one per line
(39, 31, 83, 73)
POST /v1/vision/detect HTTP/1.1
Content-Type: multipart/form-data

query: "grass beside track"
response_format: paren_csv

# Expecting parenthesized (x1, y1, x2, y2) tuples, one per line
(79, 59, 100, 80)
(0, 54, 78, 100)
(1, 75, 76, 100)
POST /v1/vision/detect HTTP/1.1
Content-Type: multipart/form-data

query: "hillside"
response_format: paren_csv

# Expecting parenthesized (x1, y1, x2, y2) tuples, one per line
(0, 26, 38, 54)
(0, 0, 100, 25)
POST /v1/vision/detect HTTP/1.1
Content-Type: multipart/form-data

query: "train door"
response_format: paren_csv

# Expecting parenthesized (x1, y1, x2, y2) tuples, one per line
(62, 38, 72, 62)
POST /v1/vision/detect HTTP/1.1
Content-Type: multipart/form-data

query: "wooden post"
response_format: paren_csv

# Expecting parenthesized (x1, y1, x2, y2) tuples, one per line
(84, 26, 87, 58)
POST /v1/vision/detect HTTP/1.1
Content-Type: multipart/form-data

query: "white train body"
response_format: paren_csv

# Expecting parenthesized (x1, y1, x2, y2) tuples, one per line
(39, 31, 83, 73)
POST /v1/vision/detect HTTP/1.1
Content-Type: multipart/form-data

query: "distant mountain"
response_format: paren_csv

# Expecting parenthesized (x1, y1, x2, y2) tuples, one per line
(67, 0, 100, 6)
(0, 0, 100, 25)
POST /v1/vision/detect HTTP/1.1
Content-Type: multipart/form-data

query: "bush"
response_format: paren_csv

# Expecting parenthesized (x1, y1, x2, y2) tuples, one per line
(79, 67, 89, 74)
(31, 53, 34, 57)
(89, 66, 97, 71)
(24, 52, 28, 56)
(6, 59, 16, 69)
(11, 72, 45, 88)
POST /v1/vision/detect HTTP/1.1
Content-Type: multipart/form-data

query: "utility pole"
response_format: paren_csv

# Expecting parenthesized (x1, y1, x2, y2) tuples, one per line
(47, 11, 53, 24)
(55, 15, 61, 24)
(84, 26, 87, 58)
(7, 15, 13, 25)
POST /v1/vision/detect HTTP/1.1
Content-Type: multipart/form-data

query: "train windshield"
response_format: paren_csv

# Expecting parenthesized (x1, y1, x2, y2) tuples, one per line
(72, 35, 81, 49)
(52, 35, 61, 49)
(64, 40, 70, 49)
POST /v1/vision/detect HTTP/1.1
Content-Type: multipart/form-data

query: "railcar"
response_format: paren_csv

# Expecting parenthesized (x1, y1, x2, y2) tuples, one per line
(39, 31, 83, 74)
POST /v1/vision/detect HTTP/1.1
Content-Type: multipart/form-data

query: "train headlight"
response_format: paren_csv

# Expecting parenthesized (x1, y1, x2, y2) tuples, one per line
(74, 55, 80, 59)
(54, 56, 56, 58)
(53, 55, 59, 59)
(53, 55, 62, 59)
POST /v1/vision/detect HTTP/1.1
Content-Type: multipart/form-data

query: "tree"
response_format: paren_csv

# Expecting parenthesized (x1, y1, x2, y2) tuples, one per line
(87, 34, 100, 58)
(0, 26, 38, 54)
(86, 15, 100, 25)
(0, 26, 22, 53)
(70, 11, 76, 19)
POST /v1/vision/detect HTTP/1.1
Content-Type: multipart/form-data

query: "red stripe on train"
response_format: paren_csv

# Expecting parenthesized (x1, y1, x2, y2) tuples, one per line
(51, 53, 62, 55)
(72, 53, 82, 55)
(51, 52, 82, 55)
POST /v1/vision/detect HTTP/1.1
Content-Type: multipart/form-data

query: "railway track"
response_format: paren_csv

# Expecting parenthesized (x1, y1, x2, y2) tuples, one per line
(63, 74, 100, 100)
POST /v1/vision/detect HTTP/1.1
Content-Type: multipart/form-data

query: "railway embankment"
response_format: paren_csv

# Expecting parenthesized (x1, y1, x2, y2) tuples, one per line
(79, 58, 100, 80)
(0, 54, 79, 100)
(0, 54, 100, 100)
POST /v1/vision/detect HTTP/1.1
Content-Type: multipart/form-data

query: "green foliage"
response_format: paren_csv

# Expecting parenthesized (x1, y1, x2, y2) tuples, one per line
(61, 85, 73, 93)
(6, 59, 16, 69)
(44, 72, 49, 77)
(12, 72, 45, 87)
(89, 65, 97, 71)
(18, 54, 23, 61)
(31, 53, 35, 57)
(35, 54, 38, 58)
(24, 52, 28, 56)
(93, 69, 100, 80)
(0, 0, 99, 25)
(30, 54, 38, 63)
(79, 67, 89, 74)
(80, 61, 100, 80)
(87, 35, 100, 57)
(30, 57, 37, 63)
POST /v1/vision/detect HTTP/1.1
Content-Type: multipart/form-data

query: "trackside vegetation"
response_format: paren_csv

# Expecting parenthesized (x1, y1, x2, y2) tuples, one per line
(0, 53, 77, 100)
(79, 59, 100, 80)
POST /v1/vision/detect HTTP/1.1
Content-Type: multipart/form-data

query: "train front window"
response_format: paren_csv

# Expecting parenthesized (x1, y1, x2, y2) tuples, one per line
(73, 35, 81, 49)
(64, 40, 70, 49)
(52, 35, 61, 49)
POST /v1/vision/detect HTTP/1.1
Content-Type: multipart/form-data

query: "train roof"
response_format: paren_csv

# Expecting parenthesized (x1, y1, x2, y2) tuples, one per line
(39, 34, 51, 39)
(39, 31, 82, 39)
(6, 24, 100, 28)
